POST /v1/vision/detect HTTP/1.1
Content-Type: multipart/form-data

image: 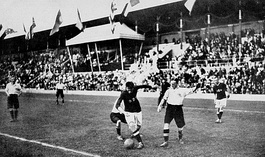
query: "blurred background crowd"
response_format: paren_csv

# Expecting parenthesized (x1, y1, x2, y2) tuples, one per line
(1, 30, 264, 94)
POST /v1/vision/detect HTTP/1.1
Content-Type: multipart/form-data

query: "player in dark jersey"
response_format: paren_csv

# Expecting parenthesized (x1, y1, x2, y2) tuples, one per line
(213, 78, 230, 123)
(115, 81, 152, 149)
(158, 78, 170, 107)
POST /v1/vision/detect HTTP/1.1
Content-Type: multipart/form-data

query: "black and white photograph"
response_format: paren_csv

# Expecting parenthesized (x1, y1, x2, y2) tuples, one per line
(0, 0, 264, 156)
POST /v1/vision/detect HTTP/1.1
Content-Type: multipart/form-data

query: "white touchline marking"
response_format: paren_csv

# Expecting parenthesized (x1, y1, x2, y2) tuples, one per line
(183, 106, 265, 114)
(0, 132, 101, 157)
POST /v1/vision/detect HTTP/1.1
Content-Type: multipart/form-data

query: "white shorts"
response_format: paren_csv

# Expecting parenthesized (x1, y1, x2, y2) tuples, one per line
(124, 112, 142, 131)
(215, 99, 227, 108)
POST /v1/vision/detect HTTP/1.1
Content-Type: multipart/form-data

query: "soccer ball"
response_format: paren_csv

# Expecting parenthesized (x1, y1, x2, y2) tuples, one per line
(124, 138, 134, 149)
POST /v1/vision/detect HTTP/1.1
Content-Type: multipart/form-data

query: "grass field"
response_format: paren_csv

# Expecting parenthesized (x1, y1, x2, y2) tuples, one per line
(0, 91, 264, 157)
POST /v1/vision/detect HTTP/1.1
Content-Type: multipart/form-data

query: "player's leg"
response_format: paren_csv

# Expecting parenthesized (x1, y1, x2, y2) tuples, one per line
(7, 95, 15, 122)
(13, 96, 19, 121)
(125, 112, 144, 149)
(56, 90, 59, 105)
(218, 99, 227, 122)
(160, 106, 173, 147)
(175, 106, 185, 144)
(9, 108, 15, 122)
(61, 91, 64, 104)
(110, 112, 125, 140)
(215, 100, 221, 123)
(134, 112, 144, 149)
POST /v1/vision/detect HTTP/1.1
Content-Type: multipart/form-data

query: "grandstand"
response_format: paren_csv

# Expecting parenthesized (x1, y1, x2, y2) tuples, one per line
(0, 0, 265, 94)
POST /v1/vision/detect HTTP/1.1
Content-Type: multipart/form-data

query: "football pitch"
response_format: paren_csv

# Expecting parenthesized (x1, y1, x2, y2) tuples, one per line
(0, 91, 264, 157)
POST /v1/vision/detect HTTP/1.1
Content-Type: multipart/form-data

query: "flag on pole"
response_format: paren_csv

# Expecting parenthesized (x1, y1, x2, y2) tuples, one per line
(75, 9, 84, 31)
(184, 0, 196, 15)
(28, 17, 36, 39)
(124, 0, 140, 17)
(50, 10, 63, 36)
(130, 0, 140, 7)
(0, 28, 16, 40)
(23, 24, 29, 40)
(109, 0, 118, 33)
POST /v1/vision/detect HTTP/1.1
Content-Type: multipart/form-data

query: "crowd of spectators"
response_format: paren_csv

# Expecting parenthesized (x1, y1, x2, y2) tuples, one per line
(0, 29, 265, 94)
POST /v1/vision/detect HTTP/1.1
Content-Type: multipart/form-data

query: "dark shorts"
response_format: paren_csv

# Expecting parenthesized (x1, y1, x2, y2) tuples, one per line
(164, 104, 185, 128)
(110, 112, 127, 124)
(56, 89, 64, 98)
(7, 94, 19, 109)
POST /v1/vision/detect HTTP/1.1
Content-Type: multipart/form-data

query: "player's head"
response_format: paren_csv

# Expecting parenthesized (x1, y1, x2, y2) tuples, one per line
(9, 76, 15, 84)
(218, 78, 225, 84)
(170, 79, 178, 89)
(125, 81, 134, 93)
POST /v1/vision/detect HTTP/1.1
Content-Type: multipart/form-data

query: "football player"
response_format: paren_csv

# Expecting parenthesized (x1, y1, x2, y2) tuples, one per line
(213, 78, 230, 123)
(5, 76, 22, 122)
(157, 79, 200, 147)
(110, 98, 127, 141)
(115, 81, 152, 149)
(55, 79, 66, 105)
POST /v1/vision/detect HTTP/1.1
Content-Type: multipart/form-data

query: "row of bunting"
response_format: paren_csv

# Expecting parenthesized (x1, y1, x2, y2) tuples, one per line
(0, 0, 196, 41)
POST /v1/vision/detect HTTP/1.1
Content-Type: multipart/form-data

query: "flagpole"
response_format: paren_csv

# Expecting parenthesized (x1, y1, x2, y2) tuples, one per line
(180, 12, 183, 50)
(86, 44, 93, 72)
(66, 46, 75, 73)
(156, 16, 160, 52)
(207, 6, 211, 45)
(119, 39, 124, 71)
(239, 0, 242, 55)
(94, 43, 101, 72)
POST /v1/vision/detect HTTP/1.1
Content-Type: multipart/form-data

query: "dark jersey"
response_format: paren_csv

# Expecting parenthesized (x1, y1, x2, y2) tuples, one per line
(116, 85, 151, 113)
(213, 83, 227, 100)
(161, 82, 170, 95)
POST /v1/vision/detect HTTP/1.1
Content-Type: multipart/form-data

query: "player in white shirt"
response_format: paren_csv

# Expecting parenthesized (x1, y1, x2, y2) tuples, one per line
(5, 77, 22, 122)
(55, 79, 66, 105)
(157, 79, 200, 147)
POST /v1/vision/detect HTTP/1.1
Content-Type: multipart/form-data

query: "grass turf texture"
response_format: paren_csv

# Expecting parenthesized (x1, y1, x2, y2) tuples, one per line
(0, 92, 264, 157)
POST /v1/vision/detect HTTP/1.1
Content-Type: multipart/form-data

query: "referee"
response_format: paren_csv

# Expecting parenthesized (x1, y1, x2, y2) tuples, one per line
(5, 77, 22, 122)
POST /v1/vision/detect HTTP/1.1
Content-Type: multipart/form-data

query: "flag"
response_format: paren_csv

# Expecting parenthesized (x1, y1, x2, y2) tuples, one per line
(109, 0, 118, 33)
(28, 17, 36, 39)
(50, 10, 63, 36)
(123, 0, 140, 17)
(130, 0, 140, 7)
(5, 28, 17, 35)
(75, 9, 84, 31)
(23, 24, 29, 40)
(184, 0, 196, 15)
(0, 28, 16, 40)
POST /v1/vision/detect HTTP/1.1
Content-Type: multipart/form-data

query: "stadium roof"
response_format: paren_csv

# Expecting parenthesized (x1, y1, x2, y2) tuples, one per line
(66, 22, 145, 46)
(1, 0, 183, 39)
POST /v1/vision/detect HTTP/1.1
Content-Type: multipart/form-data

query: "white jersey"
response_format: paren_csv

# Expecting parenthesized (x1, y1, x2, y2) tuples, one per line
(5, 82, 22, 95)
(111, 98, 124, 113)
(163, 87, 195, 105)
(56, 82, 65, 90)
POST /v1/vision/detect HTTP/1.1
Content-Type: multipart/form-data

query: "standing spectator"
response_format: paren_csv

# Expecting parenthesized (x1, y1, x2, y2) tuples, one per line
(5, 76, 22, 122)
(213, 78, 230, 123)
(115, 81, 152, 149)
(157, 80, 200, 147)
(55, 79, 66, 105)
